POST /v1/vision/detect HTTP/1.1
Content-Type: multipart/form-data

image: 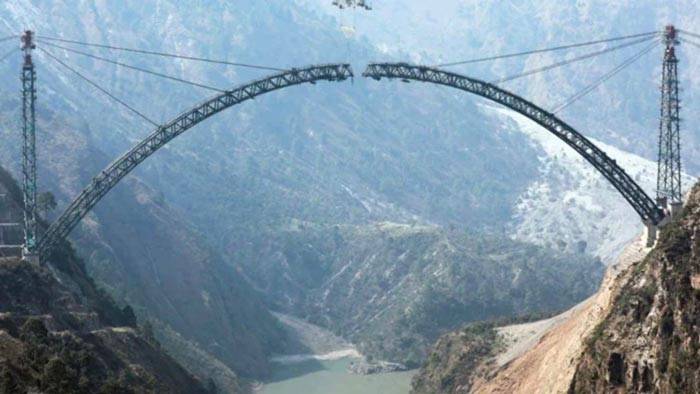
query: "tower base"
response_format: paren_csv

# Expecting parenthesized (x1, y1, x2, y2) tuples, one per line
(21, 249, 39, 264)
(645, 222, 657, 248)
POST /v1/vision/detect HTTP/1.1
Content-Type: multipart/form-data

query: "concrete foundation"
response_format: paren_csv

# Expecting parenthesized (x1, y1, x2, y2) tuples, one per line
(645, 222, 657, 248)
(21, 249, 39, 265)
(669, 201, 683, 218)
(646, 200, 685, 247)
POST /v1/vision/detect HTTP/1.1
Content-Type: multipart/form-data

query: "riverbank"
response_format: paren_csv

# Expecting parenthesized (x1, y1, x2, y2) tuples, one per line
(261, 358, 416, 394)
(255, 313, 416, 393)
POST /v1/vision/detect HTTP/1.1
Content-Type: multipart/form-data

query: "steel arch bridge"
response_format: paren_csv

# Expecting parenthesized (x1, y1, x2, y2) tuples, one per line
(36, 62, 665, 259)
(363, 62, 665, 226)
(36, 63, 354, 258)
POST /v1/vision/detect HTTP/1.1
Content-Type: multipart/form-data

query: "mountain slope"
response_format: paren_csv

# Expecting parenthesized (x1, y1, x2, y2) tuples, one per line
(0, 91, 290, 383)
(0, 1, 694, 386)
(234, 221, 604, 367)
(486, 104, 694, 263)
(410, 229, 651, 393)
(570, 184, 700, 392)
(411, 183, 700, 393)
(0, 167, 209, 394)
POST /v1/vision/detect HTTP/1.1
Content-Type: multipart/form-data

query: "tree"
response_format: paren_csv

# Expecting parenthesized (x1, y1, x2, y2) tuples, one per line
(139, 321, 158, 348)
(0, 363, 20, 393)
(37, 191, 57, 217)
(42, 357, 73, 393)
(20, 317, 48, 341)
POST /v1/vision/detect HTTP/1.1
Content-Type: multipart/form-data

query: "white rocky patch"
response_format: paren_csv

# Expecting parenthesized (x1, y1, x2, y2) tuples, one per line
(480, 104, 695, 263)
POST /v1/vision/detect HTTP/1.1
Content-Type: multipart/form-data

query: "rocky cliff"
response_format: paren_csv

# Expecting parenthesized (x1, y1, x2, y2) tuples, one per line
(411, 184, 700, 393)
(570, 185, 700, 392)
(0, 167, 210, 393)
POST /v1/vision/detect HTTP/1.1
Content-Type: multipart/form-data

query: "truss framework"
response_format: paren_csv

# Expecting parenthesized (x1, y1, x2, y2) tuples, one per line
(21, 31, 37, 255)
(656, 26, 682, 205)
(363, 62, 665, 226)
(36, 64, 353, 259)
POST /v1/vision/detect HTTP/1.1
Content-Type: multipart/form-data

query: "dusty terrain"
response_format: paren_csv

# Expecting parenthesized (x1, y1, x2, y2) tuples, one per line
(472, 234, 651, 393)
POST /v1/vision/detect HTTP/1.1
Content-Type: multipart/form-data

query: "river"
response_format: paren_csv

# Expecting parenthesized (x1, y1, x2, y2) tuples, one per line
(261, 313, 417, 393)
(261, 357, 416, 394)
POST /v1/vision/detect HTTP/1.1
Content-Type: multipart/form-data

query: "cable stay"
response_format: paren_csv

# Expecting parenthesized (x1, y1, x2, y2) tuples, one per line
(38, 40, 225, 92)
(552, 39, 661, 113)
(678, 29, 700, 40)
(491, 34, 657, 84)
(679, 37, 700, 51)
(0, 35, 17, 44)
(36, 35, 288, 72)
(435, 30, 659, 68)
(0, 47, 19, 63)
(39, 47, 159, 127)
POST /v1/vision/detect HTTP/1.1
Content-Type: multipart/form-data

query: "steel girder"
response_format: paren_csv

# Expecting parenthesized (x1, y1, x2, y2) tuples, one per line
(37, 63, 353, 259)
(363, 62, 665, 226)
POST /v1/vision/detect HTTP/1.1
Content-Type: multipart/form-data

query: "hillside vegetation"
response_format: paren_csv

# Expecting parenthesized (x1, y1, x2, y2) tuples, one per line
(234, 221, 604, 366)
(0, 167, 210, 393)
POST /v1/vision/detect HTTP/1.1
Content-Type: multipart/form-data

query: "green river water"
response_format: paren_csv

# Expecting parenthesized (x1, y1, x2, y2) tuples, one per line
(261, 358, 416, 394)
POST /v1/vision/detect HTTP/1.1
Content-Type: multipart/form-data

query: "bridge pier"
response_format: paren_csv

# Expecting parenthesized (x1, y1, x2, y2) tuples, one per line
(645, 199, 685, 247)
(668, 201, 683, 217)
(21, 249, 39, 264)
(644, 221, 658, 248)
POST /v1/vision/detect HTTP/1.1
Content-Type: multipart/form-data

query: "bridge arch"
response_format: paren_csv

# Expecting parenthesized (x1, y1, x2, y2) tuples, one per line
(363, 62, 664, 227)
(37, 63, 353, 258)
(37, 62, 664, 258)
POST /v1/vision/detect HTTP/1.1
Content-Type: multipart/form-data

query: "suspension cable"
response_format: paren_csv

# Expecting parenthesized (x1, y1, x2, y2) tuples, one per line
(39, 47, 159, 127)
(38, 40, 225, 92)
(678, 29, 700, 40)
(552, 40, 660, 113)
(36, 34, 289, 72)
(491, 35, 657, 84)
(435, 30, 659, 68)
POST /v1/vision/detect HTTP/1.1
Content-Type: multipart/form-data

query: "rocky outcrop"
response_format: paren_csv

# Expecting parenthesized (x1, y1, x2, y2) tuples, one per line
(0, 168, 210, 393)
(0, 259, 208, 394)
(410, 184, 700, 394)
(570, 184, 700, 393)
(411, 323, 499, 393)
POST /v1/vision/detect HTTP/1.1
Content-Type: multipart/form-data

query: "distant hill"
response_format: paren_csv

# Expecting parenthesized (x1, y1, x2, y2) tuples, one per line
(234, 220, 604, 367)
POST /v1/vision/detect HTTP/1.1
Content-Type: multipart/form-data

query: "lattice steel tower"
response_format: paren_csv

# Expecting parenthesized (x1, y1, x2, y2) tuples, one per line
(656, 25, 682, 211)
(21, 30, 37, 257)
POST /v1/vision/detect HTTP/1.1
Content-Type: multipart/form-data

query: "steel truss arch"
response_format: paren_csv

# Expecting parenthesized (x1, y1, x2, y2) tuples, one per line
(363, 62, 664, 226)
(37, 63, 353, 258)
